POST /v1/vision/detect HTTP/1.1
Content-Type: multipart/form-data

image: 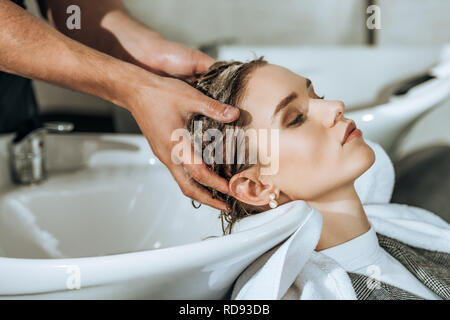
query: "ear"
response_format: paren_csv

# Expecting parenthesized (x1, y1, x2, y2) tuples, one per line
(228, 167, 278, 207)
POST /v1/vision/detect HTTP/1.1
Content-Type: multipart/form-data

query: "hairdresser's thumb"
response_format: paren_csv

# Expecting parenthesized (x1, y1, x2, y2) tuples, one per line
(191, 50, 216, 74)
(197, 98, 240, 123)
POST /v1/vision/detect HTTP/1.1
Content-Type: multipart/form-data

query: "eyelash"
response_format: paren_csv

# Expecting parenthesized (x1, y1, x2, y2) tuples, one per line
(288, 113, 305, 127)
(286, 92, 324, 127)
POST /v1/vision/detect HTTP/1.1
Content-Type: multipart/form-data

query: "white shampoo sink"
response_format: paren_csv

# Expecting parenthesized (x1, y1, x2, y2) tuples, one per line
(0, 134, 306, 299)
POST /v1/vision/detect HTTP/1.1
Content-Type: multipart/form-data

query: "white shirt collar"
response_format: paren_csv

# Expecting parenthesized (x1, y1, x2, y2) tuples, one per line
(319, 226, 381, 272)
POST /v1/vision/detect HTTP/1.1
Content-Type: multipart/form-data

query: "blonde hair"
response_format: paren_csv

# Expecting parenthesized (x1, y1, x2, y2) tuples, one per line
(188, 57, 268, 234)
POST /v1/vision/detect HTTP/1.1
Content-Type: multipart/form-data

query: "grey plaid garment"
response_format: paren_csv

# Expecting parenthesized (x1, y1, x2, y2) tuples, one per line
(348, 233, 450, 300)
(348, 272, 425, 300)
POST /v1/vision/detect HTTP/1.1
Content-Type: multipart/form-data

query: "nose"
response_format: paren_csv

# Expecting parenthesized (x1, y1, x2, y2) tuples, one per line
(321, 100, 344, 127)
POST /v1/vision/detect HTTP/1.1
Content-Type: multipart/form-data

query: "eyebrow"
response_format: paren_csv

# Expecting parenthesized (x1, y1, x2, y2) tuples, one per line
(273, 92, 298, 119)
(272, 79, 312, 119)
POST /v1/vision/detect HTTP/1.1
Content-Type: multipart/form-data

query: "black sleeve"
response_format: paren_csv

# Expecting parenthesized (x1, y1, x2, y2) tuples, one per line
(36, 0, 49, 19)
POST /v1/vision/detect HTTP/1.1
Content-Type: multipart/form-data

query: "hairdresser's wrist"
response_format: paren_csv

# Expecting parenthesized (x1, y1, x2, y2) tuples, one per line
(100, 8, 179, 77)
(102, 9, 164, 65)
(109, 60, 164, 113)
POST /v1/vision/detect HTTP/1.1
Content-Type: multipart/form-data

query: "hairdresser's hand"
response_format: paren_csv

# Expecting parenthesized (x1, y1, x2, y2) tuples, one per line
(113, 25, 234, 209)
(96, 10, 215, 82)
(133, 33, 216, 82)
(100, 15, 236, 209)
(124, 69, 239, 211)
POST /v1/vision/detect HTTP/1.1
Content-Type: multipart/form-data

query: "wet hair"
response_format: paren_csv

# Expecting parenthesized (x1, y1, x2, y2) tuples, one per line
(187, 57, 268, 234)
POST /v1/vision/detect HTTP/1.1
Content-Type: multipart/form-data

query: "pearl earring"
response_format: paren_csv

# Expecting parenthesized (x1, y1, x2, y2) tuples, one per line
(269, 193, 278, 209)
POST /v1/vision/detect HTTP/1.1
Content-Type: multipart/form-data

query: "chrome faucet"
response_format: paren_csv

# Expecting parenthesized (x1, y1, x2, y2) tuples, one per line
(9, 122, 74, 185)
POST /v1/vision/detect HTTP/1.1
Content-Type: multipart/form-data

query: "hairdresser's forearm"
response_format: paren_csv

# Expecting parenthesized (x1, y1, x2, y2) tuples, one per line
(41, 0, 157, 62)
(0, 0, 154, 108)
(43, 0, 212, 79)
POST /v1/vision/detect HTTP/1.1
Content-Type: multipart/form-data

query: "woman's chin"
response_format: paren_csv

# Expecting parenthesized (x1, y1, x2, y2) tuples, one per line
(354, 143, 376, 176)
(342, 141, 376, 182)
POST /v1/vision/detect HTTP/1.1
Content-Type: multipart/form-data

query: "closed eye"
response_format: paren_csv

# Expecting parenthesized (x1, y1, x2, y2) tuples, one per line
(288, 113, 305, 127)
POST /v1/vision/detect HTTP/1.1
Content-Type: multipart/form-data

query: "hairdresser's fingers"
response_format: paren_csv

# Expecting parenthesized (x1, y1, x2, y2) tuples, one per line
(189, 49, 216, 75)
(162, 76, 238, 122)
(170, 132, 229, 196)
(183, 162, 229, 195)
(182, 143, 229, 194)
(192, 96, 240, 123)
(181, 75, 197, 84)
(168, 164, 228, 211)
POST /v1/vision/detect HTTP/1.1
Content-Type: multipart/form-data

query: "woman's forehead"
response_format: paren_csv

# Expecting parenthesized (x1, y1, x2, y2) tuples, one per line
(241, 64, 308, 119)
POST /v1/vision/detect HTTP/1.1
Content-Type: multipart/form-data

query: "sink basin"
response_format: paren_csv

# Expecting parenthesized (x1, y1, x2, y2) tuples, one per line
(0, 133, 306, 299)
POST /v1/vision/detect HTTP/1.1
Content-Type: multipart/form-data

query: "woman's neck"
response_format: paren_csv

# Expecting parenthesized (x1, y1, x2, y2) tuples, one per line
(308, 183, 371, 251)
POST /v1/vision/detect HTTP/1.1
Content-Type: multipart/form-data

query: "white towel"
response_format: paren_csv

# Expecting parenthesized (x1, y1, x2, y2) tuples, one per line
(231, 140, 450, 300)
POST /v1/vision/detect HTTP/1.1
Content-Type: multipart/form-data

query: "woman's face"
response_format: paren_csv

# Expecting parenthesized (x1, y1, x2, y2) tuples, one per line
(239, 64, 375, 201)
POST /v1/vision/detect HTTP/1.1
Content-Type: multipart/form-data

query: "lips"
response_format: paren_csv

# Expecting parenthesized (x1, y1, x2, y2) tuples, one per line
(342, 121, 357, 145)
